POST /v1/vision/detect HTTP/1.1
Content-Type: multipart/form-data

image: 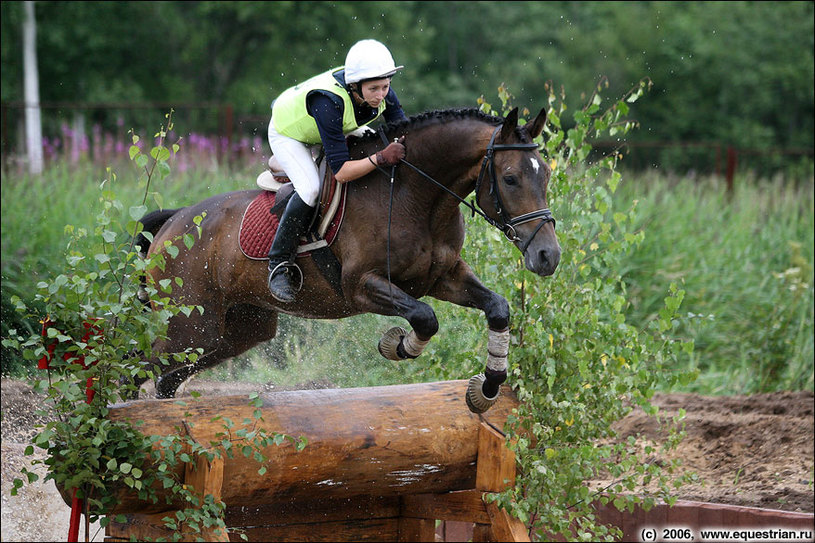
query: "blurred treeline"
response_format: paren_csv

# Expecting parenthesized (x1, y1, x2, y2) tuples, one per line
(1, 1, 813, 170)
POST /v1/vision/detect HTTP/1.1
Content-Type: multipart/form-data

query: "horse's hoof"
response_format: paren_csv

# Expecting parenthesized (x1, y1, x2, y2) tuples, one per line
(465, 373, 500, 414)
(378, 326, 407, 360)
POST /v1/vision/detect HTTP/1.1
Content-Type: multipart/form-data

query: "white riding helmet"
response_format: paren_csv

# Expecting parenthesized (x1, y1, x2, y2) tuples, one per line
(344, 39, 404, 84)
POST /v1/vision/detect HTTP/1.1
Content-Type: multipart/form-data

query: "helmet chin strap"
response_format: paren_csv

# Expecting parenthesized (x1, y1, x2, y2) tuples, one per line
(350, 85, 382, 109)
(350, 84, 364, 104)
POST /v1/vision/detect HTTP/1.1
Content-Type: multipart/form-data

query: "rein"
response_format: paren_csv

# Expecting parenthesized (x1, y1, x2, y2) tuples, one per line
(373, 124, 556, 255)
(373, 128, 400, 311)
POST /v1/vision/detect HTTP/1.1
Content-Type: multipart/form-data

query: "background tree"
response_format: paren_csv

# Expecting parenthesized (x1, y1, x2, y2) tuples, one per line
(22, 0, 42, 174)
(1, 1, 812, 171)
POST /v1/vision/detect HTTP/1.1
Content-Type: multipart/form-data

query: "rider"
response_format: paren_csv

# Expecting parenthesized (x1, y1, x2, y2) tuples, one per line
(266, 39, 408, 303)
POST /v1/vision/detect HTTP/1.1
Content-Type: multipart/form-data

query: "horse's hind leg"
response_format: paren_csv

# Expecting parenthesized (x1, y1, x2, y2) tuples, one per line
(155, 304, 279, 398)
(427, 259, 511, 413)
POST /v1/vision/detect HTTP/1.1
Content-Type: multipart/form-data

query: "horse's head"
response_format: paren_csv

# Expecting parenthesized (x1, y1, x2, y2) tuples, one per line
(476, 107, 561, 277)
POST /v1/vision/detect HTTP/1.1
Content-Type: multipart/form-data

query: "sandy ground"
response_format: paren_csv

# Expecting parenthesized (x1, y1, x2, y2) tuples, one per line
(1, 378, 813, 542)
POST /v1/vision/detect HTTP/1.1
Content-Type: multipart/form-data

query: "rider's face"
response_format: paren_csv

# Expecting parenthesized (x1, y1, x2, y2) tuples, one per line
(357, 78, 391, 108)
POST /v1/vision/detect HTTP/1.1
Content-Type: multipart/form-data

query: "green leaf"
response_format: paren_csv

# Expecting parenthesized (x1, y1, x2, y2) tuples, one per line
(150, 146, 171, 162)
(157, 161, 171, 179)
(164, 242, 179, 259)
(129, 205, 148, 221)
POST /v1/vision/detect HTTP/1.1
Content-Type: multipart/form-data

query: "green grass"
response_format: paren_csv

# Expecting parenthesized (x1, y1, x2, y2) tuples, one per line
(614, 173, 814, 394)
(2, 161, 812, 394)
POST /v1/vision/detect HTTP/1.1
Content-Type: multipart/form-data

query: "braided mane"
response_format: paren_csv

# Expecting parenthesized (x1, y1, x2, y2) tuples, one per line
(351, 108, 506, 145)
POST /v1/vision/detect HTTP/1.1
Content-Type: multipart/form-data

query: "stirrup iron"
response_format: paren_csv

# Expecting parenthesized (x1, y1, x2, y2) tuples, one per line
(268, 261, 304, 293)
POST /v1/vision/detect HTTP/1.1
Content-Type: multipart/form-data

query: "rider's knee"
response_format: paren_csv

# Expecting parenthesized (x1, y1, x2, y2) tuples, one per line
(268, 156, 283, 172)
(297, 185, 320, 207)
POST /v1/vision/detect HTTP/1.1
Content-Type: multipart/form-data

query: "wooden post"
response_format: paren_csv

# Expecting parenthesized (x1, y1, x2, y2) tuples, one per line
(475, 421, 530, 542)
(476, 422, 516, 492)
(485, 502, 530, 542)
(183, 446, 228, 542)
(106, 444, 229, 542)
(472, 523, 493, 542)
(398, 517, 436, 542)
(725, 146, 737, 194)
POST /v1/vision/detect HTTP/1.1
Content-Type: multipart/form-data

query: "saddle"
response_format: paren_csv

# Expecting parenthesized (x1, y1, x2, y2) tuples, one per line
(242, 156, 346, 259)
(240, 155, 346, 295)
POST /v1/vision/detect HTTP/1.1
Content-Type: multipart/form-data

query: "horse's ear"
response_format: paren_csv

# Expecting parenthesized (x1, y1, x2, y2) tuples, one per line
(500, 107, 519, 140)
(525, 107, 548, 140)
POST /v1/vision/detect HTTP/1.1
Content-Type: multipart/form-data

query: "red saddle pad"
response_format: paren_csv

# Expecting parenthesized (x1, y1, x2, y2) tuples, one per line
(238, 189, 346, 260)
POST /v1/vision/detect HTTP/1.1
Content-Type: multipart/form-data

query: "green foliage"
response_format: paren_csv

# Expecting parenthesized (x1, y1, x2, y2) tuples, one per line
(2, 115, 306, 540)
(434, 82, 699, 540)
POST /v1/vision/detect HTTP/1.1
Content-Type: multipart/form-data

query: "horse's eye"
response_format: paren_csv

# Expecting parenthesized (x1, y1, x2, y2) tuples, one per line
(503, 175, 518, 186)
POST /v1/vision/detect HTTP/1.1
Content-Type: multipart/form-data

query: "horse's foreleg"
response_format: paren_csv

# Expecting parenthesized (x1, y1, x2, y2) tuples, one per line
(428, 260, 510, 413)
(353, 272, 439, 361)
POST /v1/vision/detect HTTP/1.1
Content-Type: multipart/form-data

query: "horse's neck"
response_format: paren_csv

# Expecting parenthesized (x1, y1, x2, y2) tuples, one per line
(408, 121, 492, 208)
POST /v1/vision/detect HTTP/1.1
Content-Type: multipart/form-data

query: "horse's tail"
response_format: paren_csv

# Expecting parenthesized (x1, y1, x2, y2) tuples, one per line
(135, 208, 183, 256)
(136, 207, 184, 305)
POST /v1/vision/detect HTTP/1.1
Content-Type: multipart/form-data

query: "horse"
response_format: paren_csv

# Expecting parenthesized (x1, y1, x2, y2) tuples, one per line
(134, 107, 560, 413)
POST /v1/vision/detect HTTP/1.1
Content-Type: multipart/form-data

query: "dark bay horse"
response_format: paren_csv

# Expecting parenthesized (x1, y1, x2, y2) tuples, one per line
(136, 107, 560, 413)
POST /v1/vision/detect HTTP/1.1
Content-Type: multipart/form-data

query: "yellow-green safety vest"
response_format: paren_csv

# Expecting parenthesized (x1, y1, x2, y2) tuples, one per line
(271, 67, 386, 144)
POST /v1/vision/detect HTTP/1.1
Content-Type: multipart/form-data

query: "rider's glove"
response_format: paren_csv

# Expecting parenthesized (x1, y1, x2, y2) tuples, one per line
(376, 137, 406, 166)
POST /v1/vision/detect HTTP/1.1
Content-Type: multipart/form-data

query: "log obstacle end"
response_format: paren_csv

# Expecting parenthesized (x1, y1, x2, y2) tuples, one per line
(101, 380, 529, 542)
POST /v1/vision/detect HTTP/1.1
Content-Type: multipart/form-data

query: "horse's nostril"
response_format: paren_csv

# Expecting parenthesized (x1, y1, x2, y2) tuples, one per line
(534, 246, 560, 275)
(549, 247, 561, 269)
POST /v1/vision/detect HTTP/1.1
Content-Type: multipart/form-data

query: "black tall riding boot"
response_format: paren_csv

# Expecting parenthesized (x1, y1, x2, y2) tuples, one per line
(267, 192, 315, 303)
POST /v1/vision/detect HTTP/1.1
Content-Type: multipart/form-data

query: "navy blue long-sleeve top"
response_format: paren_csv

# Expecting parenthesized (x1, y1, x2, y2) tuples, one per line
(306, 69, 407, 173)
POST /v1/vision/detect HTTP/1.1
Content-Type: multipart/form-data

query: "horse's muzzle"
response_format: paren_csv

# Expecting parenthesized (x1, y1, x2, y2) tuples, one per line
(522, 233, 561, 277)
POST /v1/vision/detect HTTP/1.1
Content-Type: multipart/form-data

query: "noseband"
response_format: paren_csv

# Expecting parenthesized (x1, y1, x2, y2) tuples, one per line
(374, 122, 556, 255)
(474, 125, 556, 254)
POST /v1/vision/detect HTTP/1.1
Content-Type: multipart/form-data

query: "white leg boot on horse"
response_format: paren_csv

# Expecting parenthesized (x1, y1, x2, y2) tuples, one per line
(267, 192, 315, 303)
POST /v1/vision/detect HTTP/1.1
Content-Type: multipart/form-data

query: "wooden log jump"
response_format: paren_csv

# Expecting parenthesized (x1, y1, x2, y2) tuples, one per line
(92, 380, 527, 542)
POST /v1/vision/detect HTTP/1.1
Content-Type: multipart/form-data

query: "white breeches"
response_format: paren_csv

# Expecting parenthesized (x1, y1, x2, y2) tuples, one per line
(267, 119, 322, 206)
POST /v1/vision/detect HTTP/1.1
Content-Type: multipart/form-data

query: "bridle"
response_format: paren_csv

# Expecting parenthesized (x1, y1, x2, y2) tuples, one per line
(377, 123, 556, 255)
(474, 125, 556, 254)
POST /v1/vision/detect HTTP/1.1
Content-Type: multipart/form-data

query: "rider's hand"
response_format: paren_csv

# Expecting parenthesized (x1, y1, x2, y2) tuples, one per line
(376, 137, 406, 166)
